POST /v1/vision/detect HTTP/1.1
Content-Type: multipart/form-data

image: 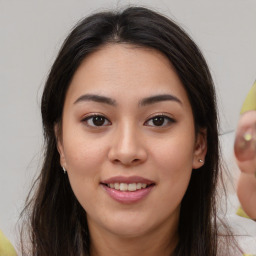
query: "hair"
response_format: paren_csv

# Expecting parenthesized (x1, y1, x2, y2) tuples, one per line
(20, 6, 241, 256)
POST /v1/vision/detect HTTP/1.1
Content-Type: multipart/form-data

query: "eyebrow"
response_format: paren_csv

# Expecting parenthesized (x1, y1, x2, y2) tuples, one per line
(73, 93, 182, 107)
(139, 94, 182, 106)
(74, 94, 117, 106)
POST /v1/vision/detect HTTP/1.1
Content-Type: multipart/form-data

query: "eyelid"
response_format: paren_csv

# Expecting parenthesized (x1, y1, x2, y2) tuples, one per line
(81, 113, 111, 127)
(80, 112, 175, 128)
(144, 113, 176, 127)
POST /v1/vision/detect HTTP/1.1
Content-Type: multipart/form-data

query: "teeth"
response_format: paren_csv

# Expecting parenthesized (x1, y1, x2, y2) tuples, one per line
(119, 183, 128, 191)
(114, 183, 120, 190)
(107, 182, 149, 191)
(136, 183, 142, 189)
(141, 183, 147, 189)
(128, 183, 136, 191)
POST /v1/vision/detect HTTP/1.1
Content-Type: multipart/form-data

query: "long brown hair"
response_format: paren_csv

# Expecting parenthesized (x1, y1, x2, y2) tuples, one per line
(20, 6, 241, 255)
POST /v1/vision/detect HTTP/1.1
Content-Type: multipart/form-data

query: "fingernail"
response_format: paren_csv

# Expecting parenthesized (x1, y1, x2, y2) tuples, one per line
(243, 131, 253, 142)
(235, 128, 256, 161)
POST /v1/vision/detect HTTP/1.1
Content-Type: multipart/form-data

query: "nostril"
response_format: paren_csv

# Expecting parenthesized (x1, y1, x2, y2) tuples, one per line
(112, 158, 141, 166)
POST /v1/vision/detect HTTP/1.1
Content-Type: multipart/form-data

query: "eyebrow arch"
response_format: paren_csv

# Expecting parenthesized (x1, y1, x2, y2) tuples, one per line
(73, 93, 182, 107)
(74, 94, 117, 106)
(139, 94, 182, 106)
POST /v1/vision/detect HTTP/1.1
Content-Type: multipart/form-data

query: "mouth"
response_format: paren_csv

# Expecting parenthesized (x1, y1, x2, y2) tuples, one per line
(100, 176, 155, 203)
(101, 182, 154, 192)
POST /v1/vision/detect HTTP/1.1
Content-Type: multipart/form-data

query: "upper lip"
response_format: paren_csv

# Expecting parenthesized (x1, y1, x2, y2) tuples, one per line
(101, 176, 155, 185)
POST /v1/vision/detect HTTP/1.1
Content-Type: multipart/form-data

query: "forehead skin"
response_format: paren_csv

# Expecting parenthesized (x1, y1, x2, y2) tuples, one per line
(65, 43, 191, 114)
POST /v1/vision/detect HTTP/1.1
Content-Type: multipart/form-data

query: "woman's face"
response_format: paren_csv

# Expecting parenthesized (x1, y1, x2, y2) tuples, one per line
(57, 44, 206, 239)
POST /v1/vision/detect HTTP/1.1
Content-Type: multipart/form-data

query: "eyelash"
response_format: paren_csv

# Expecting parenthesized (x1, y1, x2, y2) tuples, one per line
(82, 114, 111, 127)
(144, 115, 176, 127)
(82, 114, 176, 128)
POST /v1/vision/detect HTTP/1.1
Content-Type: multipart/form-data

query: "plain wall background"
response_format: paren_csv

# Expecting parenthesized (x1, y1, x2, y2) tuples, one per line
(1, 0, 256, 247)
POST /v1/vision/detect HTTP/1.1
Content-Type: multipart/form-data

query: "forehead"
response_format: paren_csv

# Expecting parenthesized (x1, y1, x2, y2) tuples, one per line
(66, 43, 191, 108)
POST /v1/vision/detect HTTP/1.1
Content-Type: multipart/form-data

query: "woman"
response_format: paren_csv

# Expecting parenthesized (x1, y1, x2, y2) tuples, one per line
(21, 7, 242, 255)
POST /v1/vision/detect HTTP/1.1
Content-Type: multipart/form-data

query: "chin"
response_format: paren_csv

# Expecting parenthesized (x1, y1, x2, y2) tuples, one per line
(106, 222, 152, 238)
(92, 211, 155, 238)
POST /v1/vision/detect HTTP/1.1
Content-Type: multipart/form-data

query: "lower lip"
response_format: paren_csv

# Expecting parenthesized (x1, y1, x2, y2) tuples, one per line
(101, 184, 154, 204)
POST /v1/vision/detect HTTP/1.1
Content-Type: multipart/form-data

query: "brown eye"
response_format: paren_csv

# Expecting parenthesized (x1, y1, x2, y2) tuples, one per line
(145, 115, 175, 127)
(152, 116, 165, 126)
(83, 115, 111, 127)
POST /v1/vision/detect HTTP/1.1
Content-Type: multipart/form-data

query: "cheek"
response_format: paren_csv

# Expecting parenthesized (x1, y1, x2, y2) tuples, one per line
(152, 133, 195, 175)
(62, 133, 107, 200)
(63, 139, 105, 211)
(151, 134, 195, 199)
(63, 131, 106, 174)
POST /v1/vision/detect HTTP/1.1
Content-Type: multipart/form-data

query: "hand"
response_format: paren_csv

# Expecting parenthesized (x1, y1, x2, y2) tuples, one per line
(234, 110, 256, 220)
(234, 111, 256, 174)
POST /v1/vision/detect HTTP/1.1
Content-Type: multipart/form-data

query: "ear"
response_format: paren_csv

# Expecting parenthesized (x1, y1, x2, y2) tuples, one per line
(192, 128, 207, 169)
(54, 123, 67, 169)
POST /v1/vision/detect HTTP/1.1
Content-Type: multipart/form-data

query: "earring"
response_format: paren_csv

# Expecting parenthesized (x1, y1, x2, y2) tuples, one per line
(62, 167, 67, 174)
(199, 159, 204, 163)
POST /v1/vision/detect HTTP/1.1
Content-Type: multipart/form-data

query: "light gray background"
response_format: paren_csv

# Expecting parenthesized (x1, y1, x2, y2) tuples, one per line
(1, 0, 256, 248)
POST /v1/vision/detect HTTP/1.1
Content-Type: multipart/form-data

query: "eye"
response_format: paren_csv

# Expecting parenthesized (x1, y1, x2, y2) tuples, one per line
(82, 115, 111, 127)
(144, 115, 175, 127)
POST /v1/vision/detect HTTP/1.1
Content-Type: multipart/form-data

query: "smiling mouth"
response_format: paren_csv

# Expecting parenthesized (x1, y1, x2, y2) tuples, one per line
(101, 182, 154, 192)
(100, 176, 155, 203)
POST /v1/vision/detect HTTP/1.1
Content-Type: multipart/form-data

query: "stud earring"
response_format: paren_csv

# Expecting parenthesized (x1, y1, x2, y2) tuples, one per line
(199, 159, 204, 163)
(62, 167, 67, 174)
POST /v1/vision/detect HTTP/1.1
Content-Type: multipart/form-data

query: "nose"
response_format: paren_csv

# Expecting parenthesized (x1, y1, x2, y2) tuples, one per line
(108, 123, 148, 166)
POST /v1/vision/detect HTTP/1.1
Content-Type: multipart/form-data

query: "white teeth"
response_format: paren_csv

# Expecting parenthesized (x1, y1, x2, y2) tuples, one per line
(136, 183, 142, 189)
(141, 184, 147, 189)
(107, 182, 149, 191)
(128, 183, 137, 191)
(119, 183, 128, 191)
(114, 183, 120, 190)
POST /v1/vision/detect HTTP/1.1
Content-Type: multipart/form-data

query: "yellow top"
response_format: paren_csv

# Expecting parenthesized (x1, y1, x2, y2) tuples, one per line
(240, 81, 256, 114)
(237, 206, 251, 219)
(0, 230, 17, 256)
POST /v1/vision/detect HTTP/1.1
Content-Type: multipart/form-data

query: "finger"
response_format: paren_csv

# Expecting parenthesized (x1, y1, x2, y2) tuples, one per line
(234, 123, 256, 162)
(236, 157, 256, 174)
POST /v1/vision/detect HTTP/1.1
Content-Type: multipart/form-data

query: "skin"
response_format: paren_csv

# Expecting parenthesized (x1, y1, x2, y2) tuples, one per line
(56, 44, 207, 256)
(234, 110, 256, 219)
